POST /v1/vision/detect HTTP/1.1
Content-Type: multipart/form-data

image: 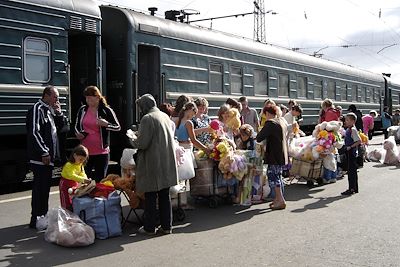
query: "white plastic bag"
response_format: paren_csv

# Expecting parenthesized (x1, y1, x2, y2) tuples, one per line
(36, 214, 48, 231)
(177, 149, 195, 180)
(120, 148, 137, 169)
(45, 207, 95, 247)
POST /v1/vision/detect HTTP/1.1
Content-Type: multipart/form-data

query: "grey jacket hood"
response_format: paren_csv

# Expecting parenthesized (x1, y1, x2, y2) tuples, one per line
(136, 94, 156, 115)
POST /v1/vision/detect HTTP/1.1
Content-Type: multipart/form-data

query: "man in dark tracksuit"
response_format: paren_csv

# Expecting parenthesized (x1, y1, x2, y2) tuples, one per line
(26, 86, 69, 229)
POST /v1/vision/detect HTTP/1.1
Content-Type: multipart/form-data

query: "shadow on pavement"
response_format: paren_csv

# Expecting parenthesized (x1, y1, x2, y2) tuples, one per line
(172, 204, 268, 234)
(0, 223, 151, 267)
(280, 183, 346, 213)
(0, 203, 268, 266)
(290, 195, 345, 213)
(372, 163, 400, 169)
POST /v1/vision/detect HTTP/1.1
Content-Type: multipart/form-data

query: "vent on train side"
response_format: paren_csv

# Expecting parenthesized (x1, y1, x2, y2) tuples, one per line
(70, 16, 82, 30)
(85, 19, 97, 33)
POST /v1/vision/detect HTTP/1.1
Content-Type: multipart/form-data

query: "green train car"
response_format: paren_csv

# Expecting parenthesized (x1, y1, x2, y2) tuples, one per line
(0, 0, 399, 184)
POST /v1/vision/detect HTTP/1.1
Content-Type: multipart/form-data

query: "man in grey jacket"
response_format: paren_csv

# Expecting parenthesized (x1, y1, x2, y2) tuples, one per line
(130, 94, 178, 235)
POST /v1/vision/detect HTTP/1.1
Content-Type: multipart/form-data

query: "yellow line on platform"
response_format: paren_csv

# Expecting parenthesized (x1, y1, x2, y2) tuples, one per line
(0, 191, 59, 204)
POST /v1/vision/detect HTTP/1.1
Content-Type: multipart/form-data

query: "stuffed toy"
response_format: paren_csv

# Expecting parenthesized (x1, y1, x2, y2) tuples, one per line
(359, 131, 368, 145)
(325, 120, 342, 132)
(311, 120, 344, 160)
(382, 136, 399, 165)
(218, 154, 234, 179)
(323, 153, 337, 171)
(210, 139, 232, 161)
(301, 146, 314, 161)
(209, 119, 225, 139)
(230, 154, 248, 180)
(367, 149, 383, 162)
(101, 174, 144, 209)
(225, 108, 241, 131)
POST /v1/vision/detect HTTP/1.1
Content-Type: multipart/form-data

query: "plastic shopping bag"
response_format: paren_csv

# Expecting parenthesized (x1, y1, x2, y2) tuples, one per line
(45, 207, 95, 247)
(36, 214, 48, 231)
(177, 149, 195, 180)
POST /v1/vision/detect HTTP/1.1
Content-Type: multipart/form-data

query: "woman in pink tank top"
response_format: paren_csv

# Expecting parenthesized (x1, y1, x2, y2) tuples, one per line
(74, 86, 120, 182)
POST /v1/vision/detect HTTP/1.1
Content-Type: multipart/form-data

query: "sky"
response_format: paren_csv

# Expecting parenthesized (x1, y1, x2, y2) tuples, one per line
(97, 0, 400, 83)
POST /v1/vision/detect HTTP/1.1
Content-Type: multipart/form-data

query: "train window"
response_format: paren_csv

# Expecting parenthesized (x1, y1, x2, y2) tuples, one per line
(341, 85, 347, 101)
(209, 63, 223, 93)
(278, 73, 289, 97)
(230, 66, 242, 94)
(254, 69, 268, 95)
(360, 86, 366, 102)
(374, 89, 380, 103)
(327, 81, 335, 99)
(314, 79, 323, 99)
(297, 76, 307, 98)
(24, 37, 50, 83)
(352, 85, 358, 101)
(366, 88, 371, 103)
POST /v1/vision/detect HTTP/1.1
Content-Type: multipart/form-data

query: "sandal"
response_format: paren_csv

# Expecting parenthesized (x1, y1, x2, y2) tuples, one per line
(270, 203, 286, 210)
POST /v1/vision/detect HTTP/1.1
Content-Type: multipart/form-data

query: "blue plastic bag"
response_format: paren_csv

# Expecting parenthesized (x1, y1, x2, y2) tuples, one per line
(72, 191, 121, 239)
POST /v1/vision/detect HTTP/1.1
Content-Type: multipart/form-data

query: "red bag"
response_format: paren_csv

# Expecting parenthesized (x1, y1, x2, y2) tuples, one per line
(89, 183, 115, 198)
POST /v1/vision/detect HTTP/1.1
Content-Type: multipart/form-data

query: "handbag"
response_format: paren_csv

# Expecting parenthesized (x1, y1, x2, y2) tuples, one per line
(177, 149, 195, 180)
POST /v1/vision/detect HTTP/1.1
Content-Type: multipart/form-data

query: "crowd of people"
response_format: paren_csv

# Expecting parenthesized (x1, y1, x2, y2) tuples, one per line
(26, 85, 399, 234)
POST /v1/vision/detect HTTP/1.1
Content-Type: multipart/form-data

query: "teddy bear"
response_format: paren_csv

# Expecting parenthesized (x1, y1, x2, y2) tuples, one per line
(218, 154, 234, 179)
(367, 149, 383, 162)
(101, 174, 144, 209)
(230, 154, 248, 180)
(382, 136, 399, 165)
(225, 108, 241, 131)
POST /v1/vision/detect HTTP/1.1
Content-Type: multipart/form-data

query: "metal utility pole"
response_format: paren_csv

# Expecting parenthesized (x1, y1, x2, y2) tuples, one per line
(253, 0, 266, 43)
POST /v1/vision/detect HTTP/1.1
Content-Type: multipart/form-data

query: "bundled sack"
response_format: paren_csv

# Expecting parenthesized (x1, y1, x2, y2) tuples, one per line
(72, 191, 122, 239)
(381, 136, 399, 165)
(45, 207, 95, 247)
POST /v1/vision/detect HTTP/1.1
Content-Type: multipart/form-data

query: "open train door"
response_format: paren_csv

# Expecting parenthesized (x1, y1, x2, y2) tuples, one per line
(136, 44, 162, 121)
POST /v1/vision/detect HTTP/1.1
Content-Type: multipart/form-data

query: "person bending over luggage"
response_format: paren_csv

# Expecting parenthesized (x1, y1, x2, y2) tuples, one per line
(59, 145, 91, 211)
(235, 124, 255, 150)
(130, 94, 179, 235)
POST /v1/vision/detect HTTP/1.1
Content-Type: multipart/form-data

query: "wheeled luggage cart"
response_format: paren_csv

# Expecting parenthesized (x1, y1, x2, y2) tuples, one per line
(289, 158, 323, 187)
(190, 159, 233, 208)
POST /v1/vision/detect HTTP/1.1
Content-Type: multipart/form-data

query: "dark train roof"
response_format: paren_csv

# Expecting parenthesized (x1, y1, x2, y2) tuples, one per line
(12, 0, 101, 18)
(109, 6, 383, 83)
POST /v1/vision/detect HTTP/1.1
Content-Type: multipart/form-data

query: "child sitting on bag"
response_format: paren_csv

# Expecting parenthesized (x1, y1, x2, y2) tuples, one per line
(59, 145, 91, 211)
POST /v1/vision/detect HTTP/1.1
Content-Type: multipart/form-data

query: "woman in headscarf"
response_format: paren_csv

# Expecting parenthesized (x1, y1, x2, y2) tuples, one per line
(130, 94, 178, 235)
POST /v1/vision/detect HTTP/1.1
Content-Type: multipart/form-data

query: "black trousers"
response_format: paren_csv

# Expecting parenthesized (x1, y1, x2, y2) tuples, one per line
(30, 164, 53, 221)
(144, 187, 172, 232)
(383, 128, 389, 140)
(85, 154, 109, 182)
(346, 149, 359, 192)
